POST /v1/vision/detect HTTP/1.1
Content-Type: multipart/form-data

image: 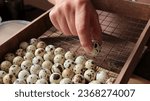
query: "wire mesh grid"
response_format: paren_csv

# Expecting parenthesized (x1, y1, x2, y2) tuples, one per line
(40, 10, 148, 77)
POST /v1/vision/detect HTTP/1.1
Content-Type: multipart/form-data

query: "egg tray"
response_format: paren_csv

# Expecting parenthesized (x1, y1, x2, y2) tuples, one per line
(1, 0, 150, 83)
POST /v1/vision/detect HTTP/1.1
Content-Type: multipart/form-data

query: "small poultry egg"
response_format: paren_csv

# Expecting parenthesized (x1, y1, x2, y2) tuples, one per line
(54, 47, 65, 55)
(39, 68, 51, 80)
(13, 79, 26, 84)
(30, 38, 38, 46)
(91, 40, 101, 57)
(42, 60, 53, 70)
(24, 52, 34, 60)
(43, 52, 54, 61)
(32, 56, 44, 65)
(21, 60, 32, 71)
(53, 54, 65, 64)
(19, 41, 29, 50)
(35, 48, 45, 57)
(36, 41, 46, 49)
(26, 74, 39, 84)
(85, 59, 96, 70)
(51, 63, 64, 74)
(96, 71, 108, 83)
(18, 70, 30, 80)
(62, 68, 74, 79)
(49, 73, 62, 84)
(59, 78, 72, 84)
(3, 74, 16, 84)
(30, 64, 41, 75)
(45, 45, 55, 53)
(72, 74, 85, 84)
(74, 64, 86, 75)
(65, 51, 75, 60)
(13, 56, 24, 66)
(0, 61, 12, 72)
(16, 49, 26, 57)
(4, 53, 15, 62)
(9, 65, 21, 76)
(75, 55, 86, 65)
(36, 78, 48, 84)
(0, 71, 7, 83)
(26, 45, 36, 53)
(63, 59, 75, 70)
(84, 69, 96, 82)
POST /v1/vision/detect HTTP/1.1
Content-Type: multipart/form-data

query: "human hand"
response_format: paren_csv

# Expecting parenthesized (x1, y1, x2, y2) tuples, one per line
(49, 0, 102, 53)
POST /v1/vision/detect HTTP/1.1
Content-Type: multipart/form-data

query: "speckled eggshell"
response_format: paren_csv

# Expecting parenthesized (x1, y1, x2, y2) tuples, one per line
(3, 74, 16, 84)
(74, 64, 86, 75)
(89, 80, 101, 84)
(75, 55, 86, 65)
(21, 60, 32, 71)
(26, 74, 39, 84)
(4, 53, 15, 62)
(72, 74, 85, 84)
(65, 51, 75, 60)
(36, 41, 46, 49)
(91, 40, 101, 57)
(32, 56, 44, 65)
(62, 68, 74, 79)
(16, 49, 26, 57)
(26, 45, 36, 53)
(42, 60, 53, 70)
(49, 73, 62, 84)
(13, 79, 26, 84)
(24, 52, 34, 61)
(18, 70, 30, 80)
(0, 61, 12, 72)
(85, 59, 96, 70)
(84, 69, 96, 82)
(53, 54, 65, 64)
(45, 45, 55, 53)
(51, 63, 64, 74)
(63, 59, 75, 70)
(39, 69, 51, 80)
(30, 38, 38, 46)
(43, 52, 54, 61)
(9, 65, 21, 76)
(54, 47, 65, 55)
(0, 71, 7, 83)
(35, 48, 45, 57)
(96, 71, 108, 83)
(19, 42, 29, 50)
(30, 64, 41, 75)
(36, 78, 48, 84)
(60, 78, 72, 84)
(13, 56, 24, 66)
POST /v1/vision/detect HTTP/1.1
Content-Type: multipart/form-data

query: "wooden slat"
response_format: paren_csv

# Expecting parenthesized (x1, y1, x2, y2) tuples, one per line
(0, 9, 52, 61)
(92, 0, 150, 20)
(115, 19, 150, 83)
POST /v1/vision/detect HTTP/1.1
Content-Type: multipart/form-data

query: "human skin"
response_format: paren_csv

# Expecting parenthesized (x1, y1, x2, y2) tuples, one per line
(48, 0, 102, 53)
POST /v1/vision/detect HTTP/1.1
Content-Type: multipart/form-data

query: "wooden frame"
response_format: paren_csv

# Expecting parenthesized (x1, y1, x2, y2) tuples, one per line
(0, 0, 150, 83)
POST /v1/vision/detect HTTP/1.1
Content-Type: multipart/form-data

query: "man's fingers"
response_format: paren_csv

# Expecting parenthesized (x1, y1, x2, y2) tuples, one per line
(75, 4, 92, 53)
(91, 13, 102, 45)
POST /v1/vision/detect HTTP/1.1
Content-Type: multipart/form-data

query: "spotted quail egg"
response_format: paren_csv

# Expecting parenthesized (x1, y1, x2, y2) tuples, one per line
(84, 69, 96, 82)
(60, 78, 72, 84)
(63, 59, 75, 70)
(75, 55, 86, 65)
(9, 65, 21, 76)
(30, 64, 41, 75)
(16, 49, 26, 57)
(51, 63, 64, 74)
(72, 74, 85, 84)
(26, 45, 36, 53)
(85, 59, 96, 70)
(26, 74, 39, 84)
(65, 51, 75, 60)
(18, 70, 30, 80)
(30, 38, 38, 46)
(74, 64, 86, 75)
(4, 53, 15, 62)
(39, 68, 51, 80)
(13, 56, 24, 66)
(96, 70, 108, 83)
(45, 45, 55, 53)
(13, 79, 26, 84)
(32, 56, 44, 65)
(3, 74, 16, 84)
(0, 61, 12, 72)
(36, 78, 48, 84)
(62, 68, 74, 79)
(35, 48, 45, 57)
(43, 52, 54, 61)
(21, 60, 32, 70)
(54, 47, 65, 55)
(42, 60, 53, 70)
(0, 71, 7, 83)
(36, 41, 46, 49)
(91, 40, 101, 56)
(89, 80, 101, 84)
(19, 41, 29, 50)
(53, 54, 65, 64)
(24, 52, 34, 61)
(49, 73, 62, 84)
